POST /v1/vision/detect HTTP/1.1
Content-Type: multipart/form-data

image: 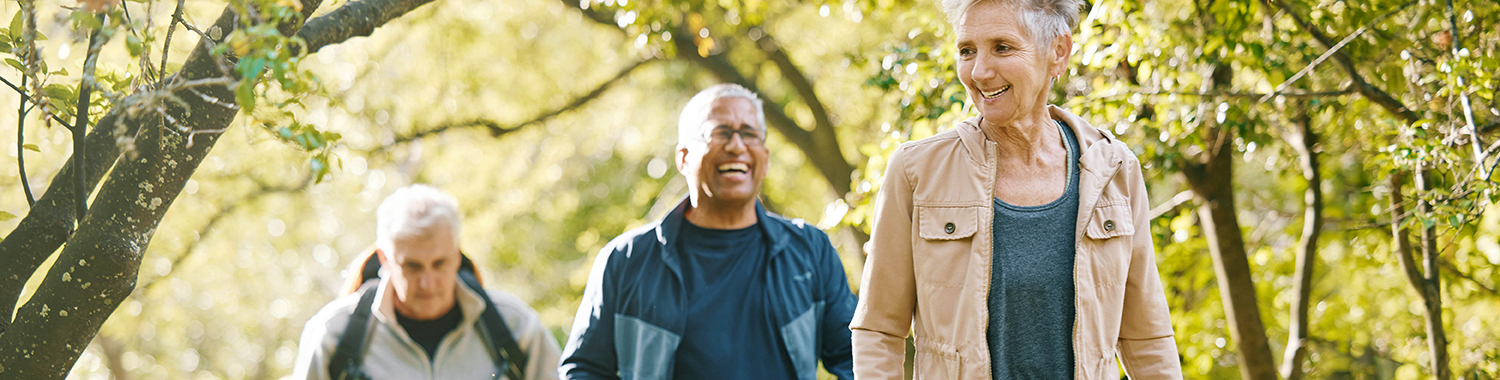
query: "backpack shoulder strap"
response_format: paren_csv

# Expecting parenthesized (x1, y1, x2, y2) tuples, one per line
(458, 269, 528, 380)
(328, 281, 379, 380)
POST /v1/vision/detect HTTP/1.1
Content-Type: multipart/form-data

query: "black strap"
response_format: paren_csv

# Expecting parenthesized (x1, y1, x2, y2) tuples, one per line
(328, 280, 379, 380)
(329, 254, 526, 379)
(459, 267, 528, 379)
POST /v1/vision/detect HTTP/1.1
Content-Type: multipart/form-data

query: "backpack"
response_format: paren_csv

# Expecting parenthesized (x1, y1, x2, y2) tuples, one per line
(327, 253, 529, 380)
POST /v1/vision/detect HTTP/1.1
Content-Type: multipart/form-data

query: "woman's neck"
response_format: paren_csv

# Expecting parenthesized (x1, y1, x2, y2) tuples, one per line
(980, 111, 1062, 165)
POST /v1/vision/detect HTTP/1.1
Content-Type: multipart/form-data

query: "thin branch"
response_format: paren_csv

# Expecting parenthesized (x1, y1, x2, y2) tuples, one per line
(160, 0, 187, 78)
(1259, 0, 1421, 122)
(0, 75, 78, 128)
(1082, 85, 1355, 103)
(73, 15, 110, 223)
(137, 175, 312, 294)
(1258, 0, 1416, 103)
(18, 72, 35, 206)
(1445, 0, 1486, 178)
(379, 58, 655, 149)
(1149, 190, 1195, 220)
(1440, 259, 1499, 297)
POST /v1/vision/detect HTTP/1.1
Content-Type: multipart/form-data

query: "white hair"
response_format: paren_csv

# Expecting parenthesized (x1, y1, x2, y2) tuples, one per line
(942, 0, 1084, 49)
(376, 184, 461, 252)
(676, 83, 767, 150)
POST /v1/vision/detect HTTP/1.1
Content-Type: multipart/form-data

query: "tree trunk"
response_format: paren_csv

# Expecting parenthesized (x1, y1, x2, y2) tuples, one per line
(1178, 61, 1279, 380)
(1412, 170, 1452, 380)
(1281, 106, 1322, 380)
(1388, 171, 1451, 380)
(1181, 130, 1280, 380)
(0, 0, 440, 373)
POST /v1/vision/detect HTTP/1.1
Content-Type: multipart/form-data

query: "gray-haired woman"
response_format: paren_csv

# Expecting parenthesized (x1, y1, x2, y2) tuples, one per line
(849, 0, 1183, 379)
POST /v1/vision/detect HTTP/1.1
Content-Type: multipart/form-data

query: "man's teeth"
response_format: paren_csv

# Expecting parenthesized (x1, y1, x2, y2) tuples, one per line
(982, 85, 1011, 98)
(717, 163, 749, 173)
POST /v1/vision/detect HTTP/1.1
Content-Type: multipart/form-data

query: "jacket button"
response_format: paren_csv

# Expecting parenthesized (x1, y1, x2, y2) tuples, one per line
(1104, 220, 1116, 232)
(945, 222, 956, 234)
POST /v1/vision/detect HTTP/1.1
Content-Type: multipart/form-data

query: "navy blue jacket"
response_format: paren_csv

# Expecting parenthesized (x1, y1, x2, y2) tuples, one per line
(560, 200, 856, 380)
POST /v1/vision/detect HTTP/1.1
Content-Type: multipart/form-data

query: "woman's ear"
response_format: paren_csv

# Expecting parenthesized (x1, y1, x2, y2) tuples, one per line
(1051, 33, 1074, 78)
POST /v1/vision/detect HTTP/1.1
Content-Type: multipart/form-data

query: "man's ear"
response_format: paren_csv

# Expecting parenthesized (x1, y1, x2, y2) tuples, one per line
(676, 146, 691, 174)
(374, 247, 390, 266)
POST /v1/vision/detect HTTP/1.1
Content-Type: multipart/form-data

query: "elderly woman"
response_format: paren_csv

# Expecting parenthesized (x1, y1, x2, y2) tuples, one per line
(849, 0, 1182, 379)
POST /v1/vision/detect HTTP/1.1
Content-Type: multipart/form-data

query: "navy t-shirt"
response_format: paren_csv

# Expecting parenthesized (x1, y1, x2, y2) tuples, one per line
(672, 220, 797, 379)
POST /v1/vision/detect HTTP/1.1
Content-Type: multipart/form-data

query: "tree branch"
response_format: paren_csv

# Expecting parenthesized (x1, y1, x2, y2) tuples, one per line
(17, 74, 36, 206)
(1440, 258, 1499, 297)
(380, 58, 655, 148)
(293, 0, 441, 55)
(1259, 0, 1420, 122)
(1149, 190, 1196, 220)
(1257, 0, 1416, 103)
(0, 0, 347, 370)
(0, 76, 77, 128)
(669, 23, 856, 195)
(74, 15, 110, 223)
(753, 27, 856, 191)
(136, 175, 312, 295)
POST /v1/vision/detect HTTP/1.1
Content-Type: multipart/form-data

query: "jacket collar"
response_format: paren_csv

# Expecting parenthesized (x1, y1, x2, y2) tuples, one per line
(954, 105, 1122, 177)
(372, 272, 487, 333)
(656, 198, 790, 277)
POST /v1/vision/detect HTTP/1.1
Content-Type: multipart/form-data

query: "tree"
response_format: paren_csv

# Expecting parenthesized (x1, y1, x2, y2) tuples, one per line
(0, 0, 439, 375)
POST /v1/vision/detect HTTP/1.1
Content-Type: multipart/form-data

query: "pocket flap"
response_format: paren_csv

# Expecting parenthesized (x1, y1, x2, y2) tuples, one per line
(1085, 204, 1135, 239)
(918, 206, 981, 240)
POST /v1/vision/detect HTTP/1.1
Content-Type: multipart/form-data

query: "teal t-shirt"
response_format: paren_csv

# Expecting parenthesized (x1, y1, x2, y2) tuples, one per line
(986, 120, 1079, 380)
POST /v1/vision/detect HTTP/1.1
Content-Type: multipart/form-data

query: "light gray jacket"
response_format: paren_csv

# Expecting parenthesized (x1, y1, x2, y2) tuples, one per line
(290, 276, 561, 380)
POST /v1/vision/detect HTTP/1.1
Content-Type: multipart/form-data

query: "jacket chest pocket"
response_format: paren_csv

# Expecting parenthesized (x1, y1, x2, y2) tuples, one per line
(1082, 201, 1135, 289)
(914, 206, 982, 287)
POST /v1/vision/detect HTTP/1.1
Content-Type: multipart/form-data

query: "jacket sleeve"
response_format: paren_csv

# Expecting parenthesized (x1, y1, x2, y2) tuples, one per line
(850, 145, 919, 380)
(1117, 155, 1184, 380)
(559, 245, 622, 380)
(815, 231, 857, 380)
(517, 305, 563, 380)
(289, 305, 340, 380)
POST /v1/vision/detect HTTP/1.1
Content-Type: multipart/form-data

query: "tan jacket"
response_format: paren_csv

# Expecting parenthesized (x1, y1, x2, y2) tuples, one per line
(851, 106, 1182, 380)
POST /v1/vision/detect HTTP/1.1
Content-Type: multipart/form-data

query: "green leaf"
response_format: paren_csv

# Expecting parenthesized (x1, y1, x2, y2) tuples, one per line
(246, 58, 266, 80)
(5, 58, 23, 72)
(126, 34, 142, 57)
(42, 84, 73, 100)
(9, 11, 22, 40)
(22, 143, 39, 152)
(0, 211, 14, 221)
(236, 81, 256, 113)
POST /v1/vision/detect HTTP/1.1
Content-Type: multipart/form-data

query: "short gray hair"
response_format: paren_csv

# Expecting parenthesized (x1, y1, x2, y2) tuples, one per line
(676, 84, 767, 150)
(376, 184, 461, 252)
(942, 0, 1084, 48)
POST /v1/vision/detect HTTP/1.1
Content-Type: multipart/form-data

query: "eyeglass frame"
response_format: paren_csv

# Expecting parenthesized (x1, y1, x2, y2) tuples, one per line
(699, 125, 766, 148)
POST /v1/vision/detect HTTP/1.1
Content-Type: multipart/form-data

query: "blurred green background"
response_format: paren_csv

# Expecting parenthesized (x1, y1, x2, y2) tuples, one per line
(0, 0, 1496, 378)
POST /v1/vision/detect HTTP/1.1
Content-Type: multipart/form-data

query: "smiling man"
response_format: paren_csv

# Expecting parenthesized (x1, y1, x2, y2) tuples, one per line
(559, 84, 856, 380)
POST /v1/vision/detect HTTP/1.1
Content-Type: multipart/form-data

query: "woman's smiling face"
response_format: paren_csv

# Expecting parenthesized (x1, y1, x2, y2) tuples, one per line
(954, 2, 1070, 125)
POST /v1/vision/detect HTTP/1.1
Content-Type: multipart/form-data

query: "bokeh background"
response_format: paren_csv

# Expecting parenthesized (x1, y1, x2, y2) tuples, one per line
(0, 0, 1496, 378)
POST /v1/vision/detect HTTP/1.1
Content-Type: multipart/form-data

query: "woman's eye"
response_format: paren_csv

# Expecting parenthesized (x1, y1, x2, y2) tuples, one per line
(996, 45, 1011, 52)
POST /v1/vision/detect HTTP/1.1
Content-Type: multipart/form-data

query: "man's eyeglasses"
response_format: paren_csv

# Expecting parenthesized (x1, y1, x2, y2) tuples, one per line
(704, 126, 765, 147)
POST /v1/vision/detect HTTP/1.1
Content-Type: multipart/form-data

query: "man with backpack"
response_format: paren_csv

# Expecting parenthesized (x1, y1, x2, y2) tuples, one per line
(291, 184, 560, 380)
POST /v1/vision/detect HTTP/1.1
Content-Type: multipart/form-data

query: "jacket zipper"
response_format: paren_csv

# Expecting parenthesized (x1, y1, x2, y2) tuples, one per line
(1073, 147, 1121, 380)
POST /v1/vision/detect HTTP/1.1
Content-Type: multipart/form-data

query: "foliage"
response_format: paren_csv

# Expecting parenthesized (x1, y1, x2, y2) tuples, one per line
(0, 0, 1495, 378)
